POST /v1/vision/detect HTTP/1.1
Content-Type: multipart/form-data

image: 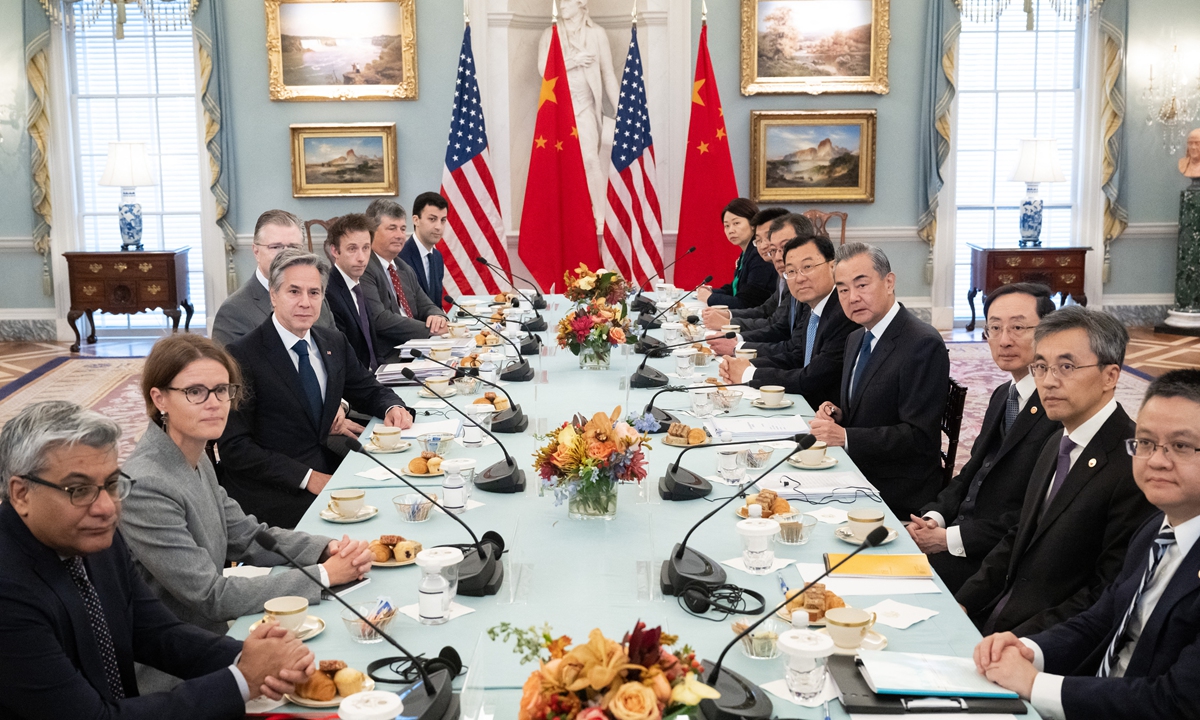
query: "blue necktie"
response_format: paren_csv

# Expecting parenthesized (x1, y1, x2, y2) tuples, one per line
(789, 297, 797, 330)
(1097, 526, 1176, 677)
(850, 330, 874, 404)
(292, 339, 324, 427)
(1003, 383, 1020, 433)
(803, 311, 820, 367)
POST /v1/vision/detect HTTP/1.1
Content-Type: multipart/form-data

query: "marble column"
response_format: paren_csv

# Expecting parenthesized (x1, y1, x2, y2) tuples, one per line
(1164, 179, 1200, 330)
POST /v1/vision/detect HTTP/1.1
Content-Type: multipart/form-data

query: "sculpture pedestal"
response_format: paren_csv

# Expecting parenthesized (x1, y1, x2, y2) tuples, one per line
(1158, 181, 1200, 336)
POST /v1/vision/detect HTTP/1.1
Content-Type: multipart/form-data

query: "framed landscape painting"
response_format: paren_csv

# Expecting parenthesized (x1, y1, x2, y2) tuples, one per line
(265, 0, 417, 101)
(290, 123, 398, 197)
(740, 0, 890, 95)
(750, 110, 876, 203)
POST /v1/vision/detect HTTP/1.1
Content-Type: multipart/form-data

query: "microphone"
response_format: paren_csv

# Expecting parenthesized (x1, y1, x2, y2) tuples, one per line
(444, 296, 534, 382)
(409, 350, 528, 434)
(253, 530, 457, 720)
(641, 381, 754, 433)
(474, 257, 548, 331)
(400, 367, 526, 494)
(698, 526, 889, 720)
(636, 274, 711, 334)
(630, 332, 733, 390)
(472, 257, 546, 309)
(658, 427, 785, 503)
(662, 433, 817, 597)
(630, 246, 696, 314)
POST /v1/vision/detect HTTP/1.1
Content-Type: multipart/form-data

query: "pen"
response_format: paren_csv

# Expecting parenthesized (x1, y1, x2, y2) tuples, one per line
(822, 698, 831, 720)
(776, 570, 790, 597)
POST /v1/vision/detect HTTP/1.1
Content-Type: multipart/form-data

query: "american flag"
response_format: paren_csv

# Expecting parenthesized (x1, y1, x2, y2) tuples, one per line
(601, 24, 665, 288)
(438, 25, 510, 299)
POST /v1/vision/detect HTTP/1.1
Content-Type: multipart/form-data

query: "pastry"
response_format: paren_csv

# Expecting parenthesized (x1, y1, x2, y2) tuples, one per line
(474, 332, 489, 345)
(408, 457, 429, 474)
(420, 450, 438, 460)
(426, 456, 443, 473)
(493, 292, 508, 303)
(368, 540, 392, 563)
(485, 335, 503, 346)
(754, 490, 779, 516)
(295, 670, 337, 701)
(333, 667, 367, 697)
(492, 397, 511, 412)
(687, 428, 707, 445)
(393, 539, 422, 561)
(771, 497, 791, 516)
(319, 659, 348, 674)
(472, 397, 493, 405)
(379, 534, 401, 546)
(667, 422, 688, 439)
(460, 354, 481, 368)
(484, 391, 497, 402)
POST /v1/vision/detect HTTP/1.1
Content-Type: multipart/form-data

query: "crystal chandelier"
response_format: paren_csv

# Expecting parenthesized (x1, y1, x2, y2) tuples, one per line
(38, 0, 198, 39)
(1143, 45, 1200, 155)
(954, 0, 1103, 28)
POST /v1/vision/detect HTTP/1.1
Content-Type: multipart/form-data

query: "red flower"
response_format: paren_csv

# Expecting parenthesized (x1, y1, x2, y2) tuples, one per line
(624, 621, 663, 669)
(626, 450, 648, 482)
(571, 315, 596, 344)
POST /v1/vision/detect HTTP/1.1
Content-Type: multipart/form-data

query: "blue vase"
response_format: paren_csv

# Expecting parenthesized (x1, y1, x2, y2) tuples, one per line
(118, 187, 144, 251)
(1019, 182, 1043, 247)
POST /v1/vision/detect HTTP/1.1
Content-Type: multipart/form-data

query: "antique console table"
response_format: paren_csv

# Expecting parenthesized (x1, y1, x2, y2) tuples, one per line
(63, 249, 194, 352)
(966, 244, 1090, 331)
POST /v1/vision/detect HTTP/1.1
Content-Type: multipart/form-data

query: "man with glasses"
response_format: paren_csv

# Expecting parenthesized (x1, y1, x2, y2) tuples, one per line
(909, 283, 1062, 593)
(972, 369, 1200, 719)
(957, 305, 1154, 636)
(0, 401, 316, 719)
(701, 208, 789, 332)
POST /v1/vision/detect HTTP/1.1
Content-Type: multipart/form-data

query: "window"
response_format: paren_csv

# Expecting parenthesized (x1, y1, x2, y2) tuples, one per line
(71, 3, 207, 331)
(953, 0, 1077, 320)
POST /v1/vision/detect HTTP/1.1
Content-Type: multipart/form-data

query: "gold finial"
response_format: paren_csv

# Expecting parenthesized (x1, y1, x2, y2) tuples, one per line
(701, 0, 707, 23)
(464, 0, 469, 24)
(631, 0, 637, 24)
(553, 0, 558, 22)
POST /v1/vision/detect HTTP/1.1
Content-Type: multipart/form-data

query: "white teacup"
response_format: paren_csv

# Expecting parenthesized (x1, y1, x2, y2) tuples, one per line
(735, 348, 758, 360)
(430, 343, 454, 362)
(448, 322, 470, 338)
(796, 441, 828, 466)
(372, 425, 403, 450)
(824, 607, 877, 649)
(425, 376, 452, 396)
(846, 508, 885, 541)
(721, 324, 741, 335)
(760, 385, 785, 407)
(330, 489, 365, 518)
(263, 596, 309, 633)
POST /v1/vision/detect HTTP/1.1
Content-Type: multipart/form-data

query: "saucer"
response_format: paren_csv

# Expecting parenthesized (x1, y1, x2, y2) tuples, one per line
(751, 398, 795, 410)
(785, 456, 838, 470)
(319, 505, 379, 524)
(815, 627, 888, 655)
(834, 525, 898, 545)
(401, 469, 445, 479)
(372, 555, 419, 567)
(249, 614, 326, 642)
(417, 386, 457, 399)
(364, 439, 411, 455)
(286, 677, 375, 708)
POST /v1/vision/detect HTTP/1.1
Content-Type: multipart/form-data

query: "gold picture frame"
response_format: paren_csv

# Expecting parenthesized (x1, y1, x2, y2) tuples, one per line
(750, 110, 876, 203)
(740, 0, 890, 95)
(290, 123, 398, 198)
(265, 0, 418, 101)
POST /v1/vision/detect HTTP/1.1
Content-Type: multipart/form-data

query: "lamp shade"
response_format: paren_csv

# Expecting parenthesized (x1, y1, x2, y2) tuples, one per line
(1009, 138, 1066, 183)
(99, 142, 156, 187)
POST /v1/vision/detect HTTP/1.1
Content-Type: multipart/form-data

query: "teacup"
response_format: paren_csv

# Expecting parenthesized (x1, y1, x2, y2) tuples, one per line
(430, 343, 454, 362)
(796, 441, 828, 466)
(735, 348, 758, 360)
(721, 324, 741, 335)
(823, 607, 877, 649)
(330, 489, 365, 518)
(448, 322, 471, 338)
(425, 376, 452, 396)
(263, 596, 309, 633)
(372, 425, 403, 450)
(846, 508, 885, 541)
(759, 385, 785, 407)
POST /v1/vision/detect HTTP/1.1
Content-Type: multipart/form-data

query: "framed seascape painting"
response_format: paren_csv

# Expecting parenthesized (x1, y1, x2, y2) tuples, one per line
(290, 123, 398, 197)
(749, 110, 876, 203)
(265, 0, 417, 101)
(740, 0, 890, 95)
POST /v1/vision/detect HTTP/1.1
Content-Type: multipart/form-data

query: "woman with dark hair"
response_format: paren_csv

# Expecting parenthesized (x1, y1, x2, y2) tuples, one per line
(697, 198, 777, 309)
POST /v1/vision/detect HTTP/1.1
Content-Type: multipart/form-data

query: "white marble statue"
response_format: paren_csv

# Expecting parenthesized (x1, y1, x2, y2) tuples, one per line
(1180, 128, 1200, 179)
(539, 0, 619, 230)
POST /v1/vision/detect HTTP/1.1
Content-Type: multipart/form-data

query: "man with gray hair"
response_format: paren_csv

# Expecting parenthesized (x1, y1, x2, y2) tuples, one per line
(808, 242, 950, 519)
(218, 248, 412, 528)
(0, 401, 316, 718)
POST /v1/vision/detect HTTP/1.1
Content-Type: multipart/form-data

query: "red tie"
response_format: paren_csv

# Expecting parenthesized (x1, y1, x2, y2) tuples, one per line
(387, 264, 414, 317)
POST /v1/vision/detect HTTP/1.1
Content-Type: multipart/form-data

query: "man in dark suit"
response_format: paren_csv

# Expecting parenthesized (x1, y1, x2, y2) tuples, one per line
(956, 306, 1155, 636)
(218, 249, 413, 529)
(973, 369, 1200, 719)
(325, 213, 389, 371)
(909, 283, 1062, 593)
(0, 401, 313, 718)
(399, 192, 448, 308)
(808, 243, 950, 519)
(702, 207, 789, 332)
(718, 222, 859, 409)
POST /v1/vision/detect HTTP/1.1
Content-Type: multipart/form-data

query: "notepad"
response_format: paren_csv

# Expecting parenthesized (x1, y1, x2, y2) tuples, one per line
(823, 553, 934, 578)
(857, 650, 1020, 699)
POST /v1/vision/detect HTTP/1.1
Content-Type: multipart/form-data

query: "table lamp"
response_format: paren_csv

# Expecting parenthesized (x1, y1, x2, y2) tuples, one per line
(99, 142, 156, 252)
(1009, 138, 1065, 248)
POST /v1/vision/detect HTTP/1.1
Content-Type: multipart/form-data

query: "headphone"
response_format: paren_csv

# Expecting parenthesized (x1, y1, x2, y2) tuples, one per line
(677, 581, 766, 620)
(367, 646, 463, 684)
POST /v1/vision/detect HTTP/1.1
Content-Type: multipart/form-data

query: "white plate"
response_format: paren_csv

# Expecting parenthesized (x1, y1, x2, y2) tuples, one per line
(834, 525, 899, 545)
(286, 677, 375, 708)
(785, 456, 838, 470)
(318, 505, 379, 524)
(363, 439, 412, 455)
(751, 398, 795, 410)
(249, 614, 326, 642)
(815, 627, 888, 655)
(400, 469, 445, 479)
(417, 386, 456, 399)
(663, 434, 709, 447)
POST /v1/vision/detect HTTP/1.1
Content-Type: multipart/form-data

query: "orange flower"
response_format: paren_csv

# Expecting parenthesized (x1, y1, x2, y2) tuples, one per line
(548, 635, 572, 660)
(609, 681, 661, 720)
(519, 671, 550, 720)
(587, 440, 619, 460)
(609, 327, 626, 344)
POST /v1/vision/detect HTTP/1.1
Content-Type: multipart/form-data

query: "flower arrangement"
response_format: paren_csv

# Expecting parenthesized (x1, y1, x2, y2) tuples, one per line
(555, 297, 637, 369)
(488, 621, 720, 720)
(532, 407, 650, 518)
(564, 263, 629, 305)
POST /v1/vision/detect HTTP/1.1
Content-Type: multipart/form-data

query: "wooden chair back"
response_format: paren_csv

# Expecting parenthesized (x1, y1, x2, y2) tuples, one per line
(802, 209, 848, 246)
(303, 217, 340, 256)
(940, 377, 969, 487)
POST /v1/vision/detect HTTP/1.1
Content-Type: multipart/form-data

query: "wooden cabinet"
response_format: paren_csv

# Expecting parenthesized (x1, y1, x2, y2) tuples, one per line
(966, 245, 1090, 331)
(63, 249, 194, 352)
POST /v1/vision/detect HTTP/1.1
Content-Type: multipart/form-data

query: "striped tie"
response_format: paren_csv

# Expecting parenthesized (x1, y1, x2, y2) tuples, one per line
(1003, 383, 1020, 433)
(1096, 526, 1176, 677)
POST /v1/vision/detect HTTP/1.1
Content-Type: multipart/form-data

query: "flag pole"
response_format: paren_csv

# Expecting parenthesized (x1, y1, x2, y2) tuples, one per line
(552, 0, 558, 23)
(463, 0, 469, 24)
(631, 0, 637, 25)
(701, 0, 707, 24)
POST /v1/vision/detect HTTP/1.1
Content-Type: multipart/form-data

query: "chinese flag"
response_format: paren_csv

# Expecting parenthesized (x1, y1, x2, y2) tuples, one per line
(518, 24, 599, 292)
(674, 23, 738, 289)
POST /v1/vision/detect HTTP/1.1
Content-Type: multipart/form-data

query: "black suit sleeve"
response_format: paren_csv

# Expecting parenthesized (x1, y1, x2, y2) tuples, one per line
(336, 332, 407, 418)
(920, 385, 1006, 523)
(955, 519, 1018, 615)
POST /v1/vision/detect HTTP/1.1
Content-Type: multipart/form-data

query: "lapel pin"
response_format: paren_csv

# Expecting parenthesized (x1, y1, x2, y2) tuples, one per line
(1031, 407, 1038, 414)
(1088, 458, 1097, 468)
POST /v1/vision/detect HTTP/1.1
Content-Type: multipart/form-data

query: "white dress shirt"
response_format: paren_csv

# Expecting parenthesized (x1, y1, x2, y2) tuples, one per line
(335, 265, 362, 314)
(841, 300, 900, 451)
(413, 236, 435, 284)
(255, 268, 270, 292)
(741, 291, 832, 384)
(1046, 397, 1119, 501)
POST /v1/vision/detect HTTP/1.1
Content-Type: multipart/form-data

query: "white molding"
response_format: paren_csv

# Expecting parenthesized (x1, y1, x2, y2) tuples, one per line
(1120, 222, 1178, 239)
(898, 295, 932, 308)
(1102, 293, 1174, 306)
(0, 308, 58, 321)
(486, 12, 547, 30)
(0, 237, 35, 251)
(236, 233, 253, 247)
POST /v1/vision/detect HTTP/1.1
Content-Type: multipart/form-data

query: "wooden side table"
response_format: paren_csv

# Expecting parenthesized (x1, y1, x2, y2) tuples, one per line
(63, 249, 194, 352)
(966, 244, 1090, 331)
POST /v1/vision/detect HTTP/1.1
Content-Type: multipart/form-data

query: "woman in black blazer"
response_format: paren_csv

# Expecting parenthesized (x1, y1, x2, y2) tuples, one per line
(698, 198, 777, 309)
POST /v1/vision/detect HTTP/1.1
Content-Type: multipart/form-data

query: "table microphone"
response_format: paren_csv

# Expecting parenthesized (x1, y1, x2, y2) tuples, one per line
(662, 433, 815, 596)
(658, 429, 790, 502)
(400, 367, 526, 494)
(472, 257, 547, 309)
(641, 380, 754, 433)
(630, 246, 695, 314)
(636, 274, 710, 335)
(630, 332, 733, 389)
(474, 257, 548, 331)
(698, 526, 889, 720)
(444, 296, 534, 382)
(253, 530, 457, 720)
(409, 349, 528, 433)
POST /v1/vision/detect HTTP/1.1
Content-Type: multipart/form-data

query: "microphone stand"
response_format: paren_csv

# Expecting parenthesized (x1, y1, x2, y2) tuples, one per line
(658, 430, 790, 502)
(641, 381, 754, 433)
(636, 275, 710, 352)
(662, 434, 816, 596)
(400, 367, 526, 494)
(253, 531, 458, 720)
(474, 257, 548, 331)
(445, 296, 534, 382)
(630, 246, 696, 315)
(698, 526, 890, 720)
(409, 350, 528, 433)
(474, 257, 547, 310)
(630, 332, 733, 390)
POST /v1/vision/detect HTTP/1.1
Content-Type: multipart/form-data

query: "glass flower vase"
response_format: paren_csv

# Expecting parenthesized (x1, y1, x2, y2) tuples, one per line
(568, 475, 618, 520)
(577, 345, 612, 371)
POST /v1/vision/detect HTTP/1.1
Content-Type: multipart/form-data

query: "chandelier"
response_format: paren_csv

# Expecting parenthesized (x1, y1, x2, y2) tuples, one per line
(1143, 45, 1200, 155)
(37, 0, 198, 39)
(953, 0, 1104, 28)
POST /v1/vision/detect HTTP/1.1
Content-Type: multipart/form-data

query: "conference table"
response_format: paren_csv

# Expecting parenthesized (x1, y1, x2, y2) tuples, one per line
(230, 296, 1035, 719)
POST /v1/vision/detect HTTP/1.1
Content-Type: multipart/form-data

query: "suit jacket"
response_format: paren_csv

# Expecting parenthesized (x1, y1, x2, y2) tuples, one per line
(218, 318, 407, 528)
(746, 295, 859, 409)
(359, 254, 444, 350)
(838, 305, 950, 519)
(1027, 512, 1200, 719)
(0, 503, 245, 720)
(399, 236, 445, 309)
(730, 278, 784, 331)
(920, 382, 1061, 593)
(325, 268, 385, 371)
(706, 244, 776, 310)
(740, 291, 800, 352)
(955, 405, 1156, 636)
(120, 422, 334, 634)
(211, 273, 333, 348)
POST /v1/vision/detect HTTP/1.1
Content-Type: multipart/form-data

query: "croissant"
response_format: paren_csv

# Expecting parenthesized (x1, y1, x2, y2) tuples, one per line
(368, 540, 392, 563)
(295, 669, 337, 701)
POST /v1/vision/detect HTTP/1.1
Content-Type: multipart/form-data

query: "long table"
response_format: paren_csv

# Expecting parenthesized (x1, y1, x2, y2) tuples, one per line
(230, 297, 1032, 718)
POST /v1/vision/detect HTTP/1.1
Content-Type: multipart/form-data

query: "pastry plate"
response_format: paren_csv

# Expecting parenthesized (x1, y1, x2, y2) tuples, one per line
(785, 456, 838, 470)
(834, 525, 899, 545)
(401, 469, 445, 479)
(318, 505, 379, 524)
(815, 627, 887, 655)
(371, 555, 419, 568)
(736, 502, 795, 519)
(774, 606, 826, 627)
(286, 677, 375, 708)
(751, 398, 795, 410)
(663, 434, 709, 447)
(417, 386, 456, 399)
(249, 615, 326, 642)
(363, 439, 412, 454)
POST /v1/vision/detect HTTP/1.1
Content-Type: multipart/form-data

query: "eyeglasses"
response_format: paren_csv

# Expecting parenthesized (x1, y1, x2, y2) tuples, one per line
(253, 243, 303, 253)
(1028, 362, 1102, 379)
(782, 261, 830, 280)
(166, 383, 241, 404)
(984, 323, 1037, 339)
(1126, 438, 1200, 459)
(18, 471, 135, 506)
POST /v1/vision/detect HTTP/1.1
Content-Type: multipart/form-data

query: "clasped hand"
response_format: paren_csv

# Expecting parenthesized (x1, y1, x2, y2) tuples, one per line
(808, 402, 846, 446)
(323, 533, 373, 585)
(972, 632, 1037, 699)
(906, 515, 948, 554)
(238, 622, 316, 701)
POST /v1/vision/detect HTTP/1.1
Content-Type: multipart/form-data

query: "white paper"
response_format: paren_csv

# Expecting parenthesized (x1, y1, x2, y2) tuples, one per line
(761, 676, 838, 708)
(355, 466, 408, 481)
(759, 471, 876, 499)
(223, 565, 272, 579)
(857, 650, 1019, 698)
(398, 601, 475, 623)
(244, 696, 287, 714)
(721, 556, 796, 574)
(706, 415, 809, 440)
(852, 715, 1017, 720)
(794, 563, 942, 596)
(415, 399, 451, 409)
(864, 599, 940, 630)
(400, 418, 463, 439)
(435, 498, 485, 513)
(805, 507, 849, 524)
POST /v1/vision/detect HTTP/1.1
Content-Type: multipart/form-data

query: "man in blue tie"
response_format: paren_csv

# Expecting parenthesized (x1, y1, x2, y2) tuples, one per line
(398, 192, 448, 308)
(973, 369, 1200, 719)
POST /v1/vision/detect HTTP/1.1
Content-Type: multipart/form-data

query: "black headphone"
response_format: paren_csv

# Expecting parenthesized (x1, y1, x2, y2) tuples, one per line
(367, 646, 463, 684)
(678, 581, 766, 619)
